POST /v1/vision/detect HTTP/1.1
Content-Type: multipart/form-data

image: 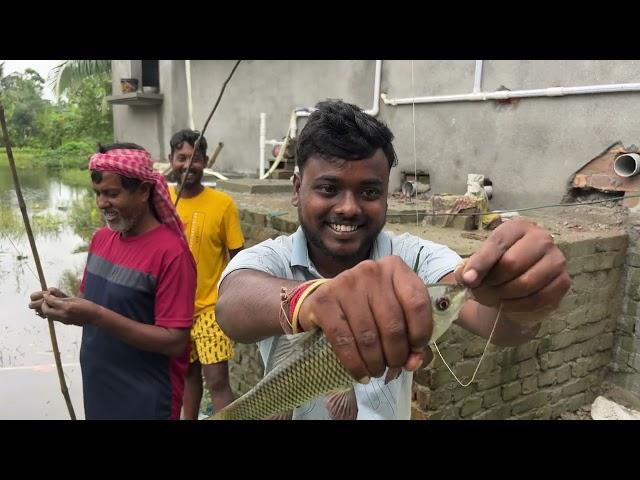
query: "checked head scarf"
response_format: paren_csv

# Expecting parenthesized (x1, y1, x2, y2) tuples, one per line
(88, 148, 186, 242)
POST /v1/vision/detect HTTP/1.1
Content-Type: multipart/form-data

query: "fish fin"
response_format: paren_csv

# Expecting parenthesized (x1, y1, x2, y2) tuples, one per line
(325, 387, 358, 420)
(265, 410, 294, 420)
(265, 330, 321, 373)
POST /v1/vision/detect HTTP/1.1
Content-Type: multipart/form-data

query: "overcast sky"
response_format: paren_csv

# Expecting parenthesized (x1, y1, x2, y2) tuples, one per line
(0, 60, 62, 101)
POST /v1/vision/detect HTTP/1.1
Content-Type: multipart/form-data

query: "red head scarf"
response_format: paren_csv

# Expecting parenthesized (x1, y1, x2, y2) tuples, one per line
(88, 148, 185, 241)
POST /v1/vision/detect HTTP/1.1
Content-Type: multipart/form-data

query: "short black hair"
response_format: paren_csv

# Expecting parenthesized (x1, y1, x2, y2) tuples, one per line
(169, 129, 208, 157)
(295, 100, 398, 172)
(91, 142, 146, 192)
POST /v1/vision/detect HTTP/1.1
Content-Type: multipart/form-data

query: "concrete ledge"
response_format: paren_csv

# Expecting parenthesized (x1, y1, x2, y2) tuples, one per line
(217, 179, 293, 194)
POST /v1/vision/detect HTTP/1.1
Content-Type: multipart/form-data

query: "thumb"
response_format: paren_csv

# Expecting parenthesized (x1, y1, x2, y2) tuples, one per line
(47, 287, 66, 298)
(43, 292, 64, 308)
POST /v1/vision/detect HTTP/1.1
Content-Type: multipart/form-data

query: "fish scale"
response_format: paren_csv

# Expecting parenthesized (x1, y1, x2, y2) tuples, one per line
(208, 283, 468, 420)
(211, 330, 353, 420)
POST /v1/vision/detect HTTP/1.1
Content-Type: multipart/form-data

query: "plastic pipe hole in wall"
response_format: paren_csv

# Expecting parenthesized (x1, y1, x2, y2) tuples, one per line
(613, 153, 640, 178)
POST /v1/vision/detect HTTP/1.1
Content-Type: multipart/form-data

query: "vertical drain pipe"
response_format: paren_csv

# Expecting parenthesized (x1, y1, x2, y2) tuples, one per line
(185, 60, 195, 130)
(259, 112, 267, 179)
(473, 60, 483, 93)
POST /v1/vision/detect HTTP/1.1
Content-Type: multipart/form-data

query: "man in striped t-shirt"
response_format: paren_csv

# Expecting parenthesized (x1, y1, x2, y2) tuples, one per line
(29, 143, 196, 419)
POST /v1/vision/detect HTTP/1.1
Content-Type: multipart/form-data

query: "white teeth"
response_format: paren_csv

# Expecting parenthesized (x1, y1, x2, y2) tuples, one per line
(330, 224, 357, 232)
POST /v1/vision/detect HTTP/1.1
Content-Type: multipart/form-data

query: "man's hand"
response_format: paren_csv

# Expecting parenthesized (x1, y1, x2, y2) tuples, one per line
(35, 290, 96, 326)
(297, 256, 433, 383)
(29, 287, 68, 318)
(455, 217, 570, 314)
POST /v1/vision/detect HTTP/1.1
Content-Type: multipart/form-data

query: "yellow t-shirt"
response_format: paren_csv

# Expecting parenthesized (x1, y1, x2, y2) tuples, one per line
(170, 186, 244, 315)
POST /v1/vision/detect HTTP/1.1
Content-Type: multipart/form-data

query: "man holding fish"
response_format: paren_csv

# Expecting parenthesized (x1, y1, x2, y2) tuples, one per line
(215, 100, 570, 420)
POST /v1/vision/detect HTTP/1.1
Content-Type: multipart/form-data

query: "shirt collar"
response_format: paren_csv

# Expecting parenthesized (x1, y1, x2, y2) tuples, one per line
(290, 226, 393, 270)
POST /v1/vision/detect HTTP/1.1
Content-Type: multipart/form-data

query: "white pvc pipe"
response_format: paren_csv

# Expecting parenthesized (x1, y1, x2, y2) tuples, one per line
(364, 59, 382, 116)
(258, 60, 383, 176)
(259, 112, 266, 178)
(382, 80, 640, 106)
(290, 59, 382, 138)
(185, 60, 195, 130)
(473, 60, 483, 93)
(613, 153, 640, 178)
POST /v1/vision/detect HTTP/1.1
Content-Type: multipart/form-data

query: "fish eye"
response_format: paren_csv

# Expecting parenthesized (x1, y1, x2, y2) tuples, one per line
(435, 296, 450, 311)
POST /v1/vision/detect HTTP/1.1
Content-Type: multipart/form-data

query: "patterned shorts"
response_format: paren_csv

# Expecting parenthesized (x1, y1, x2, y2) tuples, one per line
(190, 308, 235, 364)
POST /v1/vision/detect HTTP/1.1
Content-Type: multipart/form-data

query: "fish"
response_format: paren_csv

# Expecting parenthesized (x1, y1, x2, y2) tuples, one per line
(207, 282, 468, 420)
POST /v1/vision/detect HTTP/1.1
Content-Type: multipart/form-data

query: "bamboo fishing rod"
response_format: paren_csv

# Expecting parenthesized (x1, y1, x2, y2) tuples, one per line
(0, 104, 76, 420)
(174, 60, 241, 207)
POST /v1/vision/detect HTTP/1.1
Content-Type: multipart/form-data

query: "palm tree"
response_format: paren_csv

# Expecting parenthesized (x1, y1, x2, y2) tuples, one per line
(48, 60, 111, 98)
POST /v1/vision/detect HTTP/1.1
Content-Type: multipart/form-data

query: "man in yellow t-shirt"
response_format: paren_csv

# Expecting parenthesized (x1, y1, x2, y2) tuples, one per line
(168, 129, 244, 419)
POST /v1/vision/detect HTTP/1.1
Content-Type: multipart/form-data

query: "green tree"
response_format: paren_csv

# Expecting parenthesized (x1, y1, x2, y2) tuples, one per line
(49, 60, 111, 98)
(0, 65, 50, 147)
(65, 75, 113, 144)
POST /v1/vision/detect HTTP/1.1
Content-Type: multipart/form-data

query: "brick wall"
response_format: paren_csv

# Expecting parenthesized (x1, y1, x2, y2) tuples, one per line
(610, 222, 640, 393)
(227, 208, 298, 397)
(413, 234, 628, 419)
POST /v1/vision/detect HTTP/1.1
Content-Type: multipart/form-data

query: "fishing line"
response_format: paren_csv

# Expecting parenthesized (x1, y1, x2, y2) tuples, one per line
(432, 302, 502, 387)
(411, 60, 419, 226)
(394, 193, 639, 218)
(0, 231, 40, 283)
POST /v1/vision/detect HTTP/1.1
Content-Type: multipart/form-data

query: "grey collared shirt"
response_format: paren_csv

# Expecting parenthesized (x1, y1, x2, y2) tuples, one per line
(219, 227, 461, 419)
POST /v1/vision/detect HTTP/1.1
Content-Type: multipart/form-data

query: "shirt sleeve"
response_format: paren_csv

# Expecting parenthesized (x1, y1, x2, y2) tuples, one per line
(394, 233, 461, 284)
(222, 200, 245, 250)
(218, 239, 289, 289)
(154, 249, 196, 328)
(416, 240, 462, 284)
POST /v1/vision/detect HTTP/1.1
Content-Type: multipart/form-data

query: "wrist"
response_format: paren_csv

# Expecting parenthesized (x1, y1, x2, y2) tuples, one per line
(290, 278, 329, 334)
(297, 300, 316, 332)
(85, 302, 101, 326)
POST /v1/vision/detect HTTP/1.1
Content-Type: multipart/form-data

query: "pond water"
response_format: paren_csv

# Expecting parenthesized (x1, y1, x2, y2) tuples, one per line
(0, 165, 90, 419)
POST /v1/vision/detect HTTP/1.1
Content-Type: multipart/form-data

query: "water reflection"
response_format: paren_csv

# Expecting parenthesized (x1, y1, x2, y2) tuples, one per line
(0, 165, 96, 419)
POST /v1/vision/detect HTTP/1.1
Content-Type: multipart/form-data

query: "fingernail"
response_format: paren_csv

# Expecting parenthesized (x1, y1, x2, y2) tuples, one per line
(463, 269, 478, 284)
(407, 358, 423, 372)
(358, 376, 370, 384)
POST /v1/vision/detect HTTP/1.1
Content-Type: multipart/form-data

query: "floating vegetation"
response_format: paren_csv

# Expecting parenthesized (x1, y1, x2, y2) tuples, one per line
(72, 244, 89, 254)
(0, 207, 64, 237)
(59, 267, 83, 297)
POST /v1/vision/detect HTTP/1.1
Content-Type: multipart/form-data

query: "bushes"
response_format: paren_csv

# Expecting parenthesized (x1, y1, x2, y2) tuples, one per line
(34, 140, 96, 170)
(68, 190, 103, 243)
(6, 148, 46, 168)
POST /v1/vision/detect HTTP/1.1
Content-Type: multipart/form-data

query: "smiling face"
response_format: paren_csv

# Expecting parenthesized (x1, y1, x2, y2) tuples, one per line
(92, 172, 151, 236)
(169, 142, 207, 192)
(293, 149, 389, 276)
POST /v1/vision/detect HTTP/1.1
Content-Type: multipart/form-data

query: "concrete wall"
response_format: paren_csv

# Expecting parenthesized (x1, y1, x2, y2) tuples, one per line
(111, 60, 640, 209)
